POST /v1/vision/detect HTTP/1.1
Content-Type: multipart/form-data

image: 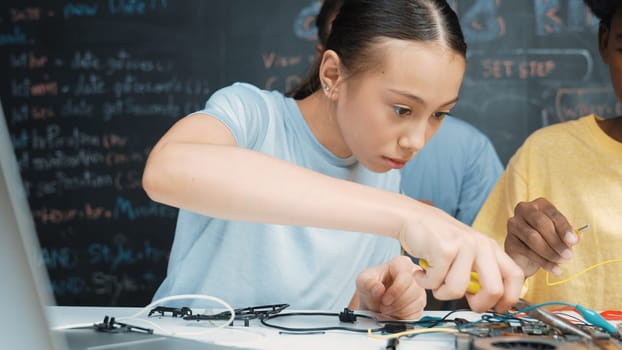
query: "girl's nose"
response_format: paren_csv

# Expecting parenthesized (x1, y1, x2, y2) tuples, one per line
(398, 122, 427, 152)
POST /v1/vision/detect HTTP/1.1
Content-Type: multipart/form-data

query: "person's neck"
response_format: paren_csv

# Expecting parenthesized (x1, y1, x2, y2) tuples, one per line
(596, 115, 622, 143)
(295, 91, 352, 158)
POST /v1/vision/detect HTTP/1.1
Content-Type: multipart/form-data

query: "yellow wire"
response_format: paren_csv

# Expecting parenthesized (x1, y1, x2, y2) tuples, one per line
(544, 225, 620, 287)
(367, 327, 459, 339)
(546, 258, 622, 286)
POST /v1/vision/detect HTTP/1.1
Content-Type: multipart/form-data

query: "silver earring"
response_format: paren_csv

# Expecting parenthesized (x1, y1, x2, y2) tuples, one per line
(323, 85, 330, 92)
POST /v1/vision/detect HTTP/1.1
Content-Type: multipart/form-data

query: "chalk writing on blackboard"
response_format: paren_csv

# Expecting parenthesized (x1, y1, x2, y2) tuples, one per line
(0, 0, 617, 306)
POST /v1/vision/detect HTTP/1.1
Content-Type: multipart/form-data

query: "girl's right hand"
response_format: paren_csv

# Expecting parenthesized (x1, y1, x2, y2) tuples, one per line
(399, 205, 524, 313)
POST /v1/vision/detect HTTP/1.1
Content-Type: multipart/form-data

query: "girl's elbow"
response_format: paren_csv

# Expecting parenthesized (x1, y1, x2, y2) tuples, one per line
(141, 164, 156, 199)
(141, 147, 168, 202)
(142, 161, 161, 202)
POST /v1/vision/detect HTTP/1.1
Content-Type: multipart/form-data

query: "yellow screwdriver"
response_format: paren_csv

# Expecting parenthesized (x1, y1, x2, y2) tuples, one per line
(418, 258, 481, 294)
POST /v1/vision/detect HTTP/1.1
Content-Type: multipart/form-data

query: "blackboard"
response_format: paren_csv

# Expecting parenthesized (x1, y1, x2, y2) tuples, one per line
(0, 0, 617, 306)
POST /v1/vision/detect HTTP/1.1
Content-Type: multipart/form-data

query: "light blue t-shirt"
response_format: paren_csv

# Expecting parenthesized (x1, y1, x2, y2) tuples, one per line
(153, 83, 400, 309)
(400, 116, 502, 225)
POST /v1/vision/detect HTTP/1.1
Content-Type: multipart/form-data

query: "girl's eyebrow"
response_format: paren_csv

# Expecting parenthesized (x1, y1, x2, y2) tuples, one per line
(388, 88, 424, 104)
(388, 88, 459, 107)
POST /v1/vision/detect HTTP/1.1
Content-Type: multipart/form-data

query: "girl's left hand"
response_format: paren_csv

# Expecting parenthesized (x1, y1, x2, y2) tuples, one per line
(351, 255, 426, 320)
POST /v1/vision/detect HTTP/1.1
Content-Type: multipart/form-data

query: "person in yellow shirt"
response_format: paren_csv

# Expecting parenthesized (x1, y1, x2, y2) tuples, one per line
(473, 0, 622, 310)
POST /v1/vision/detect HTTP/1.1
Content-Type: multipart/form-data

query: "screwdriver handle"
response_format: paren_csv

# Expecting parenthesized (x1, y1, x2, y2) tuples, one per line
(418, 259, 481, 294)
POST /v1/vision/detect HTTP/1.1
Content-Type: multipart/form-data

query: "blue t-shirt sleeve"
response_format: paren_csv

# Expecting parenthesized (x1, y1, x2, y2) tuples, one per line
(198, 82, 270, 149)
(455, 133, 503, 225)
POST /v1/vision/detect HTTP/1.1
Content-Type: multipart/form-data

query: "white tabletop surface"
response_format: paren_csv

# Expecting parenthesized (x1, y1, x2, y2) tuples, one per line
(47, 306, 479, 350)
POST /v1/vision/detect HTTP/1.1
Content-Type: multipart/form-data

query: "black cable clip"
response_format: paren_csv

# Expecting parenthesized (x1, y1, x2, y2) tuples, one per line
(148, 306, 193, 318)
(382, 322, 410, 334)
(93, 316, 154, 334)
(338, 308, 357, 323)
(183, 303, 290, 327)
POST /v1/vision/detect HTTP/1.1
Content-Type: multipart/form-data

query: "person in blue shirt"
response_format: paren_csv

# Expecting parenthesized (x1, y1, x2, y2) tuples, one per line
(401, 119, 502, 224)
(143, 0, 523, 319)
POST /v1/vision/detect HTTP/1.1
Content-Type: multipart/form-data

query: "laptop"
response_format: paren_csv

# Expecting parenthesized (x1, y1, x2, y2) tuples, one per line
(0, 103, 248, 349)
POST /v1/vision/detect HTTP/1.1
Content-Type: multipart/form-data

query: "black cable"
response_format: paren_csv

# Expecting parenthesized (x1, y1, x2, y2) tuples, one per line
(149, 302, 474, 336)
(260, 308, 464, 334)
(260, 310, 385, 333)
(420, 308, 470, 328)
(183, 303, 289, 322)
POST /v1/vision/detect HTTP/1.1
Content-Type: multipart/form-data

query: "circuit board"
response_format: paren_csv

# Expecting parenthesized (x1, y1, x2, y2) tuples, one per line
(454, 319, 622, 350)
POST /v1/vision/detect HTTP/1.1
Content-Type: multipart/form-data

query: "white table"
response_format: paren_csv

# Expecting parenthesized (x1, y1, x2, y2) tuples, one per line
(47, 306, 476, 350)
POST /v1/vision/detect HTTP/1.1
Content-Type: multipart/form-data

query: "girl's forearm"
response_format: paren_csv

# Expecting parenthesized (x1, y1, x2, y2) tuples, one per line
(143, 142, 424, 239)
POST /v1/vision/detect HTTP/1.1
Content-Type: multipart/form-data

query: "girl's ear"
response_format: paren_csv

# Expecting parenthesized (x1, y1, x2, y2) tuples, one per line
(318, 49, 343, 100)
(598, 23, 610, 64)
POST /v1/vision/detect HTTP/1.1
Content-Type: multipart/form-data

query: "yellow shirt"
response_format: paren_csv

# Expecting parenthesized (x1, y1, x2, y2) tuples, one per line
(473, 115, 622, 310)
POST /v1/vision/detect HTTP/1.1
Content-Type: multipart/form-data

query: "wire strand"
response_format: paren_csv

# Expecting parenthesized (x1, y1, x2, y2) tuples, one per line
(545, 259, 622, 286)
(367, 327, 459, 339)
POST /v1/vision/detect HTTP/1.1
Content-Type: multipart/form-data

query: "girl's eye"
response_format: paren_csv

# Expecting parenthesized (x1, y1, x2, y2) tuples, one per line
(432, 112, 448, 120)
(393, 106, 412, 117)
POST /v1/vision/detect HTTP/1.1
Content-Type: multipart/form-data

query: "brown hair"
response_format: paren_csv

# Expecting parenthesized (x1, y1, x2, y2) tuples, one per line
(583, 0, 622, 26)
(291, 0, 466, 99)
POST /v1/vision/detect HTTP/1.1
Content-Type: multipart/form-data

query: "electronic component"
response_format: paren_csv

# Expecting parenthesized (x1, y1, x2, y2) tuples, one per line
(472, 336, 593, 350)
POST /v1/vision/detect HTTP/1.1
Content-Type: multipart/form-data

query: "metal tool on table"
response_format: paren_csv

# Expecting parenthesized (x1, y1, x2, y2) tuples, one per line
(514, 298, 593, 340)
